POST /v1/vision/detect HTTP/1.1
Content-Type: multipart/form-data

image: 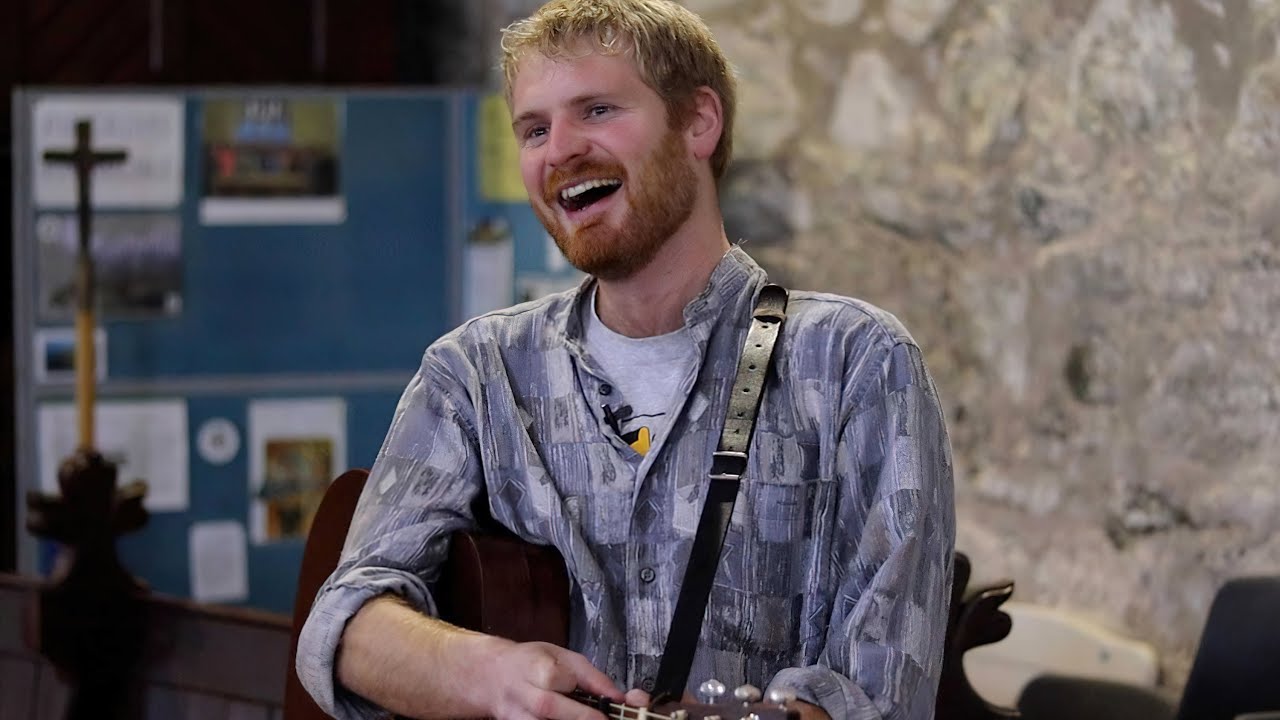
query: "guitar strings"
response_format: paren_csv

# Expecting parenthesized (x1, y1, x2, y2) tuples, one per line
(603, 702, 673, 720)
(567, 690, 674, 720)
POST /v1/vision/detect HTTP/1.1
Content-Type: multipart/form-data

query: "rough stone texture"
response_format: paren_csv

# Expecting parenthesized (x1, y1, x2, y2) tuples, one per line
(691, 0, 1280, 692)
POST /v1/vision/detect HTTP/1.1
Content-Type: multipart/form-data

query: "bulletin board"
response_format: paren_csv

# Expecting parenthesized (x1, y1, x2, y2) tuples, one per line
(11, 88, 581, 614)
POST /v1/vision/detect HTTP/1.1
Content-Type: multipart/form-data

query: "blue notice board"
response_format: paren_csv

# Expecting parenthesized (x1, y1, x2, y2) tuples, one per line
(12, 88, 567, 614)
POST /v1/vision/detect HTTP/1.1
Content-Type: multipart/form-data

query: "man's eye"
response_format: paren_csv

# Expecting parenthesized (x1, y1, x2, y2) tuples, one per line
(524, 126, 548, 142)
(588, 105, 611, 117)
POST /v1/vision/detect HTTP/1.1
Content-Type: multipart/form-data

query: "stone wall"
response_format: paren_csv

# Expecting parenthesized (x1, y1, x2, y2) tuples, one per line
(483, 0, 1280, 692)
(697, 0, 1280, 690)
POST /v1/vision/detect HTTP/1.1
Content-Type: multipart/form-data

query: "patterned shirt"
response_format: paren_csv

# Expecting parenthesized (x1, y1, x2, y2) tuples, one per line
(297, 247, 956, 720)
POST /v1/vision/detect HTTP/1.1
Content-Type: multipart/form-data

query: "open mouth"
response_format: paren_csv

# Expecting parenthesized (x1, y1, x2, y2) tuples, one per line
(558, 178, 622, 213)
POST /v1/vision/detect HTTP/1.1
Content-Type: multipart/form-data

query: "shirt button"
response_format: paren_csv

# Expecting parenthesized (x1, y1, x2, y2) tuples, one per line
(640, 677, 655, 692)
(599, 383, 613, 395)
(639, 567, 656, 583)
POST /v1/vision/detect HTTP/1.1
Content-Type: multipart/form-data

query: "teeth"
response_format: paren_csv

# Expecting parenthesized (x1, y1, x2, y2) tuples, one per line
(561, 179, 621, 200)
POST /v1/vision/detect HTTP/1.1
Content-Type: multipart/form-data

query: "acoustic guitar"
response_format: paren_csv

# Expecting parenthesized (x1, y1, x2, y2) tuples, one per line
(436, 531, 799, 720)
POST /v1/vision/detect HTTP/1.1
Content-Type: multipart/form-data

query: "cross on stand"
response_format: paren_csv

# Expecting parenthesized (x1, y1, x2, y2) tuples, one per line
(26, 119, 151, 720)
(41, 119, 126, 448)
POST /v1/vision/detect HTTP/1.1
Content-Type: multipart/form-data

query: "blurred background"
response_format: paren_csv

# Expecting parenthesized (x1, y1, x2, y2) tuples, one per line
(3, 0, 1279, 712)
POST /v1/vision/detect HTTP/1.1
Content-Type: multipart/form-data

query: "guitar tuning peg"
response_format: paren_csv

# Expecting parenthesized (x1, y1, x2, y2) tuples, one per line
(699, 679, 727, 703)
(766, 687, 797, 706)
(670, 711, 689, 720)
(733, 684, 762, 703)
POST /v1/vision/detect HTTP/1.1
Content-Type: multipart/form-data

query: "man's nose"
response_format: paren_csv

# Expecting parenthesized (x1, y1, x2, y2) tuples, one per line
(545, 123, 589, 167)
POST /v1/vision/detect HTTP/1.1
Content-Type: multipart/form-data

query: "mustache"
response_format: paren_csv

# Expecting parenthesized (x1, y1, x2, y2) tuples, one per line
(543, 160, 627, 205)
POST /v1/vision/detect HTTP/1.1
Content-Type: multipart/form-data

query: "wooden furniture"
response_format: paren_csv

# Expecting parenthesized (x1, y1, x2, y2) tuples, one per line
(284, 469, 369, 720)
(0, 573, 291, 720)
(937, 553, 1021, 720)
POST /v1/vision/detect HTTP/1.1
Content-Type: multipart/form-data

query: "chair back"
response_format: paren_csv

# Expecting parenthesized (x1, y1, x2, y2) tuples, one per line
(936, 552, 1021, 720)
(1175, 576, 1280, 720)
(283, 468, 370, 720)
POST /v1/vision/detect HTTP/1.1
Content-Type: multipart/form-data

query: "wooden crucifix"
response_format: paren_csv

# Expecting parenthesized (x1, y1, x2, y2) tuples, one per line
(42, 119, 127, 449)
(26, 118, 151, 720)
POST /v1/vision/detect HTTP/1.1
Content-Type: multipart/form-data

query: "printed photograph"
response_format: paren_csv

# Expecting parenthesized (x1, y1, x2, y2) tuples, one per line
(34, 327, 107, 384)
(199, 96, 345, 224)
(258, 437, 334, 541)
(35, 212, 183, 321)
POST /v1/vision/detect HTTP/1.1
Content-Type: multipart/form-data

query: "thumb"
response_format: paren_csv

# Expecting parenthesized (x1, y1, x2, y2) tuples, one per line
(623, 688, 651, 707)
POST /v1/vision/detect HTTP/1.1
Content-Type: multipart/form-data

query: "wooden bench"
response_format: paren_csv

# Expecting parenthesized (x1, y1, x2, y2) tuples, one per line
(0, 573, 292, 720)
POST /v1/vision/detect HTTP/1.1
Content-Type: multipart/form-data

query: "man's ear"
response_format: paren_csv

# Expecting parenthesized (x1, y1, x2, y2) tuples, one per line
(685, 86, 724, 162)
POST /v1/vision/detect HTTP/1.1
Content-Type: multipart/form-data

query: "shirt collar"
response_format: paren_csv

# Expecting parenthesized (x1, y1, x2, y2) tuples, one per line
(559, 244, 767, 353)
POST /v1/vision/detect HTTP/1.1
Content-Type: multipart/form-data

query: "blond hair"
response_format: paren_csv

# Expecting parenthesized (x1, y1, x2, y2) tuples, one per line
(501, 0, 737, 179)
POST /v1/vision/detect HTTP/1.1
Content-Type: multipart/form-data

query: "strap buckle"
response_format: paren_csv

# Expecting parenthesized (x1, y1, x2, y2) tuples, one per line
(710, 450, 748, 480)
(752, 285, 788, 322)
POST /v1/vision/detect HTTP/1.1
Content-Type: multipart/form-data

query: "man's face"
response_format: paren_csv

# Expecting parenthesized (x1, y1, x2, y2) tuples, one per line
(510, 48, 697, 281)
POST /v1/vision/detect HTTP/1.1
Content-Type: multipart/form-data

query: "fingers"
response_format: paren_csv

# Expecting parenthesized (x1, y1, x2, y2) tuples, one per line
(525, 688, 610, 720)
(489, 643, 618, 720)
(544, 645, 623, 700)
(623, 688, 651, 707)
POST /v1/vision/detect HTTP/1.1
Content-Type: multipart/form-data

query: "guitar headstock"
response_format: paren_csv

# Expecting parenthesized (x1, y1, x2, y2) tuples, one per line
(653, 682, 800, 720)
(572, 682, 802, 720)
(651, 699, 798, 720)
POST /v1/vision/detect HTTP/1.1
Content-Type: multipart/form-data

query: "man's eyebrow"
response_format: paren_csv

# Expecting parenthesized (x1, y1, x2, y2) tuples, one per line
(511, 110, 541, 129)
(510, 94, 615, 129)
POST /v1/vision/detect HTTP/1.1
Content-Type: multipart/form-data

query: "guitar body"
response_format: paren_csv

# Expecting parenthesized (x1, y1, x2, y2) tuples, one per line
(435, 531, 797, 720)
(438, 531, 571, 645)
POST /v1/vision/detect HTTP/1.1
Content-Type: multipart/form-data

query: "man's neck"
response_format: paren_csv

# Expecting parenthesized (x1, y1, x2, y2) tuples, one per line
(594, 222, 731, 338)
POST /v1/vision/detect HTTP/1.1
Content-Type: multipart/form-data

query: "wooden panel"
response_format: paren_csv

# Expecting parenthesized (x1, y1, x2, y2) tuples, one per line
(144, 596, 291, 704)
(145, 685, 277, 720)
(1, 576, 289, 714)
(146, 686, 229, 720)
(20, 0, 152, 83)
(324, 0, 395, 83)
(227, 699, 273, 720)
(145, 685, 188, 719)
(32, 664, 69, 720)
(168, 0, 312, 83)
(0, 576, 36, 653)
(0, 655, 38, 720)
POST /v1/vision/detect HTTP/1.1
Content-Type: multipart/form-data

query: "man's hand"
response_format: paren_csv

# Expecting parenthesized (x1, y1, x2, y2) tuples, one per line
(339, 597, 624, 719)
(484, 641, 624, 719)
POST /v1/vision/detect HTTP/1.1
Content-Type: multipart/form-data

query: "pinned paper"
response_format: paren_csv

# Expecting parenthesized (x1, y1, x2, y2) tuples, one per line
(248, 398, 347, 544)
(189, 520, 249, 603)
(32, 94, 185, 209)
(479, 93, 527, 201)
(34, 327, 106, 384)
(37, 399, 190, 512)
(463, 217, 514, 319)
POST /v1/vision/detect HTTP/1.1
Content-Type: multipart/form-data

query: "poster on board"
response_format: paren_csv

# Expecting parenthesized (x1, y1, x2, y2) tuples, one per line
(35, 212, 183, 321)
(189, 520, 250, 603)
(199, 96, 346, 225)
(33, 327, 107, 384)
(31, 94, 185, 209)
(36, 399, 190, 512)
(247, 397, 347, 543)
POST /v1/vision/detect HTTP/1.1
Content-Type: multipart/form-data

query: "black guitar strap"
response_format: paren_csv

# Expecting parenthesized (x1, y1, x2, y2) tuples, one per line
(651, 283, 789, 703)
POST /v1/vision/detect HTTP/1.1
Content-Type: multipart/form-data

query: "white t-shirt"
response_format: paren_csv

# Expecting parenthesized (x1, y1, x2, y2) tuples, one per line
(582, 288, 698, 455)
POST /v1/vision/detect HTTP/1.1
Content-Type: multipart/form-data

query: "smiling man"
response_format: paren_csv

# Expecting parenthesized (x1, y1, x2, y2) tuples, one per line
(296, 2, 956, 719)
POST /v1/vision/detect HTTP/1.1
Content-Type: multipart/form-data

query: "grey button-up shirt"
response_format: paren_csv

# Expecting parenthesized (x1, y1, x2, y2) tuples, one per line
(297, 248, 956, 720)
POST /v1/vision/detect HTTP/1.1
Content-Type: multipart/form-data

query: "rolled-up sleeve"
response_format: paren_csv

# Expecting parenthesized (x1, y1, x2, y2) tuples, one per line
(768, 341, 956, 720)
(296, 351, 483, 718)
